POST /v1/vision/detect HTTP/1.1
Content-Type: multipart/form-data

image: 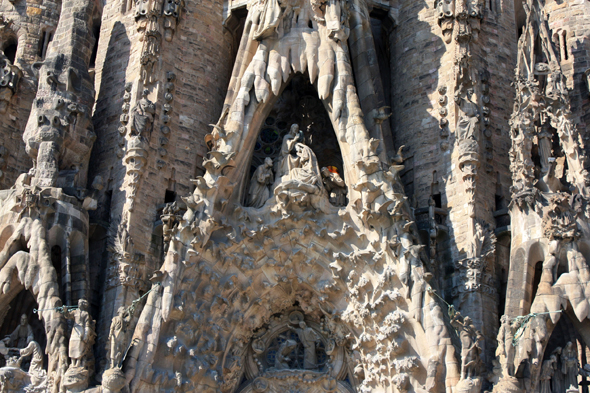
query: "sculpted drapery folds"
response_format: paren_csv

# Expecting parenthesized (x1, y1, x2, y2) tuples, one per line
(247, 157, 274, 208)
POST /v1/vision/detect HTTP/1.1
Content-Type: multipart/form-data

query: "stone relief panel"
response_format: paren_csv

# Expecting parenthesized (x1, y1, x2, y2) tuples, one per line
(234, 309, 353, 393)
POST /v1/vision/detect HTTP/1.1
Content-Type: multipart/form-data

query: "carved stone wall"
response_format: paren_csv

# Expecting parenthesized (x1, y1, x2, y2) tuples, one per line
(0, 0, 590, 392)
(0, 0, 63, 188)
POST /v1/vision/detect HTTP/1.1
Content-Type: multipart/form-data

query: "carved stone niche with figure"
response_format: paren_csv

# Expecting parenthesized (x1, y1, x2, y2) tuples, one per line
(236, 309, 355, 393)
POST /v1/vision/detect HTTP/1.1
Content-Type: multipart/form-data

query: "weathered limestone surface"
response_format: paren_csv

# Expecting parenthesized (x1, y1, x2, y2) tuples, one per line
(0, 0, 589, 392)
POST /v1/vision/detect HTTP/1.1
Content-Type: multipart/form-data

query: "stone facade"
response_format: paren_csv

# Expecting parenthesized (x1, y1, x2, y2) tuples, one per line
(0, 0, 589, 392)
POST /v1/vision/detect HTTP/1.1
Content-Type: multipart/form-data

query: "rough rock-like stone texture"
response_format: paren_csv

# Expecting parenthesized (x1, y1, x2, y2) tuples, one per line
(0, 0, 589, 392)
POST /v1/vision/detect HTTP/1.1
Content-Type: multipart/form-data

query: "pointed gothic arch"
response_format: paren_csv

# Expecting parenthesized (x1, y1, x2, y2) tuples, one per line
(241, 72, 347, 207)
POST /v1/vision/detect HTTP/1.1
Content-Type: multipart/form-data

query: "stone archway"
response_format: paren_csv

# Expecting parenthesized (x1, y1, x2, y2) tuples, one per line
(234, 308, 355, 393)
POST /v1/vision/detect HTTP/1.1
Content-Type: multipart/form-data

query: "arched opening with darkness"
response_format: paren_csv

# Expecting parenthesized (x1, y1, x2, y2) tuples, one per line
(243, 73, 346, 208)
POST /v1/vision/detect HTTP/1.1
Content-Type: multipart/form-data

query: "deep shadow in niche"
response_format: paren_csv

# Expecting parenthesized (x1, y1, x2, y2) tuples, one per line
(244, 73, 345, 206)
(51, 245, 63, 301)
(0, 290, 46, 368)
(544, 310, 579, 360)
(3, 41, 17, 64)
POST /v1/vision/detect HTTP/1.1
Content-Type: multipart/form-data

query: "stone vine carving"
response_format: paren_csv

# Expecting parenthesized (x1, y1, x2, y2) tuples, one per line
(509, 2, 589, 197)
(107, 218, 146, 291)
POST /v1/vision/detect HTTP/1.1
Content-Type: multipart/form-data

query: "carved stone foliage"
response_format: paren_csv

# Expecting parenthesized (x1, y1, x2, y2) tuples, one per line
(497, 193, 590, 391)
(122, 171, 460, 393)
(107, 219, 146, 291)
(542, 193, 580, 241)
(114, 0, 469, 392)
(509, 3, 589, 196)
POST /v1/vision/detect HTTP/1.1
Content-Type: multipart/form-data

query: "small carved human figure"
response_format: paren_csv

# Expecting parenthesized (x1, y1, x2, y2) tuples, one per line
(537, 122, 553, 174)
(552, 347, 565, 393)
(291, 143, 322, 189)
(19, 341, 45, 385)
(496, 315, 515, 376)
(274, 338, 298, 369)
(108, 306, 133, 368)
(539, 354, 556, 393)
(546, 62, 567, 100)
(276, 124, 303, 179)
(247, 157, 274, 208)
(274, 124, 324, 207)
(288, 321, 321, 369)
(450, 312, 483, 380)
(455, 87, 480, 141)
(425, 356, 440, 392)
(64, 299, 93, 368)
(2, 314, 34, 349)
(562, 341, 578, 389)
(161, 201, 181, 252)
(129, 89, 156, 137)
(321, 167, 347, 206)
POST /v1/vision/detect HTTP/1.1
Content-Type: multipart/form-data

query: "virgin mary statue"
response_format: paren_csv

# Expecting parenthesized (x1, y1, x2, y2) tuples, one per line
(273, 131, 324, 206)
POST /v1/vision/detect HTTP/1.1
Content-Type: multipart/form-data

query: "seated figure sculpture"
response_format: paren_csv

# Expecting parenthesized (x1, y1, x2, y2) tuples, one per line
(2, 314, 34, 350)
(273, 124, 324, 208)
